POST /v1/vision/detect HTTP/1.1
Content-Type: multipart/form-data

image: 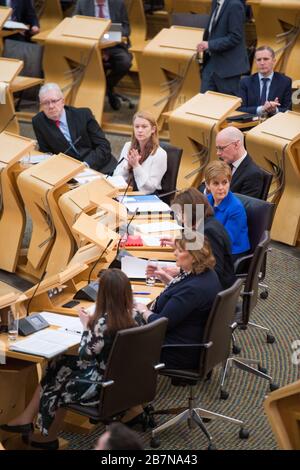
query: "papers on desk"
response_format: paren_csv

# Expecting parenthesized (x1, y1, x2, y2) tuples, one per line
(135, 221, 183, 234)
(73, 168, 102, 184)
(106, 175, 128, 189)
(21, 154, 52, 165)
(134, 296, 151, 305)
(39, 311, 83, 334)
(141, 235, 161, 247)
(117, 195, 170, 214)
(9, 329, 80, 359)
(4, 20, 29, 30)
(121, 255, 176, 279)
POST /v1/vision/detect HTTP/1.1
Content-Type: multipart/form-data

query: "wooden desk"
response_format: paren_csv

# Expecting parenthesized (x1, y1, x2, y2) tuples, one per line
(0, 6, 11, 55)
(137, 26, 202, 132)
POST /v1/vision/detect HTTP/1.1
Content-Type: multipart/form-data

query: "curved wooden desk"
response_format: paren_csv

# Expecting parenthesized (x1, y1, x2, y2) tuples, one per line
(246, 111, 300, 246)
(137, 26, 202, 131)
(167, 91, 242, 189)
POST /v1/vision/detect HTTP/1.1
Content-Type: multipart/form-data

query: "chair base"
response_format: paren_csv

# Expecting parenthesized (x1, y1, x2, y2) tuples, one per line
(150, 405, 247, 449)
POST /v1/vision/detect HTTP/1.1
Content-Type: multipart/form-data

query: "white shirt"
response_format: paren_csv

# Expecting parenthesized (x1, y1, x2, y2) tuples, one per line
(231, 152, 248, 175)
(256, 72, 278, 116)
(113, 142, 167, 194)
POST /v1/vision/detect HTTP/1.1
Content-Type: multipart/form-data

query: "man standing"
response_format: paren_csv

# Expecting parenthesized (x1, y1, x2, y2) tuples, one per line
(197, 0, 249, 96)
(239, 46, 292, 116)
(0, 0, 40, 38)
(215, 127, 264, 198)
(74, 0, 132, 110)
(32, 83, 116, 173)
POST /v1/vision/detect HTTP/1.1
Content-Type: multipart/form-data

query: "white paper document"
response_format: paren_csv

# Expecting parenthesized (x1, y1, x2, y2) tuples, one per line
(118, 195, 170, 213)
(135, 221, 183, 234)
(4, 20, 29, 30)
(39, 311, 83, 333)
(106, 175, 127, 189)
(9, 329, 80, 359)
(74, 169, 102, 184)
(121, 256, 176, 279)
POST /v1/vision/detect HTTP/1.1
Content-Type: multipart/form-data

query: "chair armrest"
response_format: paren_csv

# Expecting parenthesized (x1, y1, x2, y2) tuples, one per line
(162, 341, 213, 350)
(234, 254, 253, 275)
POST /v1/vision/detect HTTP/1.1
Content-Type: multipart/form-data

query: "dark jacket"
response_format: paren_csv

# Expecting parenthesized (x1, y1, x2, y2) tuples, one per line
(204, 216, 235, 289)
(0, 0, 39, 27)
(203, 0, 249, 78)
(32, 106, 115, 173)
(148, 270, 222, 369)
(239, 72, 292, 114)
(230, 154, 264, 199)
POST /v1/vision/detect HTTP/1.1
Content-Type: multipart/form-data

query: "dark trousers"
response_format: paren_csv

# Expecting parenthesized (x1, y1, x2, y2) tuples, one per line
(200, 58, 241, 96)
(104, 45, 132, 92)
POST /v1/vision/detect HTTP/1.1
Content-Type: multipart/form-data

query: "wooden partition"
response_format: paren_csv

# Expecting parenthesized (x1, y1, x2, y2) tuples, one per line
(137, 26, 202, 132)
(246, 111, 300, 246)
(40, 16, 111, 125)
(249, 0, 300, 81)
(37, 0, 63, 32)
(0, 132, 35, 272)
(167, 91, 242, 188)
(0, 57, 24, 135)
(17, 154, 84, 279)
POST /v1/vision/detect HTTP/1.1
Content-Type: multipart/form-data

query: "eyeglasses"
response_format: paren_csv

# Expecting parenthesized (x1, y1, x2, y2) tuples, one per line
(40, 98, 62, 107)
(215, 141, 237, 152)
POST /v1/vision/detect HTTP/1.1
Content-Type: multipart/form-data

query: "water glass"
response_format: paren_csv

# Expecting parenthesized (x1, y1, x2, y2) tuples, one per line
(8, 307, 19, 341)
(145, 260, 158, 286)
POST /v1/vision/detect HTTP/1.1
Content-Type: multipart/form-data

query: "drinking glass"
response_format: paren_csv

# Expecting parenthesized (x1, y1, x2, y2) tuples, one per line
(8, 306, 19, 341)
(145, 260, 158, 286)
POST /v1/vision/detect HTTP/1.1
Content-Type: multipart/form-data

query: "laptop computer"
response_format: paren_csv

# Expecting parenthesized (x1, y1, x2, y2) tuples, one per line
(102, 23, 122, 42)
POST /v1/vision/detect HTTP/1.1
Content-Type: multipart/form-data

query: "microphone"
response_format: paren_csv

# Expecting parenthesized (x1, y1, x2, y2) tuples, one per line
(73, 238, 114, 301)
(119, 172, 133, 204)
(157, 188, 181, 200)
(105, 156, 127, 179)
(63, 136, 82, 155)
(117, 207, 139, 251)
(26, 269, 48, 317)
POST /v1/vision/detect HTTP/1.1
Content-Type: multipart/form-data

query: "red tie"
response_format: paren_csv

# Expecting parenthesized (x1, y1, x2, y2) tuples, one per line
(97, 1, 105, 18)
(55, 120, 60, 129)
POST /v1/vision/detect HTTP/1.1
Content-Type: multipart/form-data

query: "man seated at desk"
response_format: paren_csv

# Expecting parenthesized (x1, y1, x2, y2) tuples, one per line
(32, 83, 116, 174)
(0, 0, 40, 39)
(238, 46, 292, 116)
(74, 0, 132, 111)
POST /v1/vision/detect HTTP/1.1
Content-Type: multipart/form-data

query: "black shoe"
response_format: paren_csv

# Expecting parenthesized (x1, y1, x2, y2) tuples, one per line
(108, 92, 121, 110)
(0, 423, 34, 435)
(23, 436, 59, 451)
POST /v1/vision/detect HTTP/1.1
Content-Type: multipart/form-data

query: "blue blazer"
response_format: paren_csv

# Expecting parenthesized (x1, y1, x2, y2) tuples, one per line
(203, 0, 249, 78)
(207, 192, 250, 255)
(147, 270, 222, 369)
(238, 72, 292, 114)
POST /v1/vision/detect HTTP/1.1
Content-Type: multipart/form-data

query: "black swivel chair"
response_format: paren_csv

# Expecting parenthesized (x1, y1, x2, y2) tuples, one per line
(259, 168, 273, 201)
(158, 142, 182, 204)
(221, 232, 279, 399)
(234, 193, 276, 299)
(63, 319, 167, 431)
(149, 279, 250, 450)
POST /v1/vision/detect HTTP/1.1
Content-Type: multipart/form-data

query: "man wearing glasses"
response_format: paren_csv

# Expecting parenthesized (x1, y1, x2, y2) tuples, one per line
(32, 83, 116, 173)
(215, 126, 263, 198)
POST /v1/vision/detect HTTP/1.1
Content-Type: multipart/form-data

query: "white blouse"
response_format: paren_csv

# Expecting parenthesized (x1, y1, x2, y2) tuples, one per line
(113, 142, 167, 194)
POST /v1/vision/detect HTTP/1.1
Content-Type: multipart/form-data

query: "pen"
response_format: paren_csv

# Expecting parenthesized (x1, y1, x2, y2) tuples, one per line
(133, 291, 151, 295)
(65, 328, 81, 335)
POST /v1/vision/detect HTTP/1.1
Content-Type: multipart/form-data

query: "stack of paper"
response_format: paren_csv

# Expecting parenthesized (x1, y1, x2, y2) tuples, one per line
(9, 329, 80, 359)
(106, 175, 128, 189)
(39, 312, 83, 334)
(74, 168, 102, 185)
(117, 195, 170, 213)
(121, 256, 176, 279)
(135, 221, 183, 234)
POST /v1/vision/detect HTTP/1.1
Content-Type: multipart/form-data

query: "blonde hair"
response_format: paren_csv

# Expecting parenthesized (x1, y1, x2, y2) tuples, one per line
(204, 160, 232, 184)
(130, 111, 159, 163)
(175, 234, 216, 275)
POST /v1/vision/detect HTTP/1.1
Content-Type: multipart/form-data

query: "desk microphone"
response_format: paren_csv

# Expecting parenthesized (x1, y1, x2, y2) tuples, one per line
(157, 188, 181, 200)
(63, 136, 82, 156)
(26, 269, 48, 317)
(74, 238, 114, 301)
(105, 156, 127, 178)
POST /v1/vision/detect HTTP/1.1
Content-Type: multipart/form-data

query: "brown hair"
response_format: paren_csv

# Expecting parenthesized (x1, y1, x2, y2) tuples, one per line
(204, 160, 232, 184)
(255, 45, 275, 59)
(175, 233, 215, 274)
(88, 269, 135, 334)
(172, 188, 214, 227)
(130, 110, 159, 163)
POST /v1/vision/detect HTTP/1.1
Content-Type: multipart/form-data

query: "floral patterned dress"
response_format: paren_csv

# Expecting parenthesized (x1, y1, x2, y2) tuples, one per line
(37, 314, 114, 435)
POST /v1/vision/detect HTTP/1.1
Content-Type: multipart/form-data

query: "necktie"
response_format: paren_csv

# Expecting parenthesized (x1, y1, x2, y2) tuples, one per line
(96, 1, 105, 18)
(209, 1, 221, 34)
(229, 163, 234, 173)
(260, 78, 269, 105)
(55, 120, 60, 129)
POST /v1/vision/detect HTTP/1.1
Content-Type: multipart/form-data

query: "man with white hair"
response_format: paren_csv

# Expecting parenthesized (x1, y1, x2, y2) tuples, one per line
(32, 83, 116, 173)
(215, 126, 264, 198)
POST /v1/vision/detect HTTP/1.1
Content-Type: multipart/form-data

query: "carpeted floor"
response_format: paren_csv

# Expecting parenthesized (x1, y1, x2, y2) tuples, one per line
(59, 247, 299, 450)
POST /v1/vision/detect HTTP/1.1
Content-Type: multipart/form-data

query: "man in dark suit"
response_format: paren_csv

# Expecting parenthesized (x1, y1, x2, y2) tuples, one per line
(32, 83, 116, 174)
(239, 46, 292, 115)
(74, 0, 132, 110)
(0, 0, 40, 38)
(197, 0, 249, 96)
(215, 127, 264, 198)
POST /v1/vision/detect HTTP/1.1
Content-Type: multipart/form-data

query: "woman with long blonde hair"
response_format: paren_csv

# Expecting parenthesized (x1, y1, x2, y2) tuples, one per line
(113, 110, 167, 193)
